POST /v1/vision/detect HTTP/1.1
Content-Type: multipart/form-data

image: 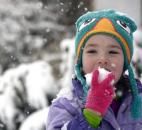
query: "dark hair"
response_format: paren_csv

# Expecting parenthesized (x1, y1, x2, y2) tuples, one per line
(116, 74, 141, 95)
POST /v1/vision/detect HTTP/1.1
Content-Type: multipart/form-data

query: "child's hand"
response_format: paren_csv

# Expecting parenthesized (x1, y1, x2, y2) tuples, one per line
(85, 69, 115, 116)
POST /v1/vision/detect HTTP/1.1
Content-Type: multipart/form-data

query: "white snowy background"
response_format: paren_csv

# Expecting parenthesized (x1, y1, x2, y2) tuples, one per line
(0, 0, 142, 130)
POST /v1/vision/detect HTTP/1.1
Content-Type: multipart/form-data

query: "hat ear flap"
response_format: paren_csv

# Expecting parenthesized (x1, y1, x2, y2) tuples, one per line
(75, 64, 89, 103)
(128, 65, 142, 118)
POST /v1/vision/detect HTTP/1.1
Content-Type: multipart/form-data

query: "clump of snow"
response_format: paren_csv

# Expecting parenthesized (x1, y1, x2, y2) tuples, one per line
(85, 67, 113, 85)
(85, 73, 92, 86)
(24, 61, 58, 108)
(116, 90, 123, 97)
(98, 67, 111, 82)
(111, 63, 116, 68)
(19, 107, 49, 130)
(52, 87, 73, 102)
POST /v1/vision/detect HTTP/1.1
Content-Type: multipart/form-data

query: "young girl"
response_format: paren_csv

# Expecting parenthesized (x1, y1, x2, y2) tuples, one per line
(46, 9, 142, 130)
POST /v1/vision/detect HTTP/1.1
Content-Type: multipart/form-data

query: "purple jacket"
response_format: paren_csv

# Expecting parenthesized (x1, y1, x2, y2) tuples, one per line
(46, 78, 142, 130)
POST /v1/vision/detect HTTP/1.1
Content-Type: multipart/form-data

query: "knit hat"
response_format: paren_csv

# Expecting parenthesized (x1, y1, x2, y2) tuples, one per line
(74, 9, 142, 119)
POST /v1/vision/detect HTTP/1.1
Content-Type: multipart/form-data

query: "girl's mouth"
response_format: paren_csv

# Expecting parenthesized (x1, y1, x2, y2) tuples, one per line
(98, 66, 111, 72)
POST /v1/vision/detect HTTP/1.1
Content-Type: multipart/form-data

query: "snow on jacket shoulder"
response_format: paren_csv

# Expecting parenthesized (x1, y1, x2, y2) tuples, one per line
(46, 79, 142, 130)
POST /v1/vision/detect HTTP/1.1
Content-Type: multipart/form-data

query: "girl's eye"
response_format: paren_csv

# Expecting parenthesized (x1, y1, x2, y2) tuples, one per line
(87, 49, 97, 54)
(109, 51, 119, 54)
(79, 18, 96, 31)
(116, 20, 131, 34)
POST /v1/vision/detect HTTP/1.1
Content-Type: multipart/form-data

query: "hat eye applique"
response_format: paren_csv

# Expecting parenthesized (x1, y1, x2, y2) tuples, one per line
(116, 20, 131, 34)
(79, 18, 96, 31)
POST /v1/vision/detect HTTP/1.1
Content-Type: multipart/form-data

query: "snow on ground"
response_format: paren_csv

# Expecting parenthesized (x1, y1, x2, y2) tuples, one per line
(19, 107, 49, 130)
(0, 60, 58, 130)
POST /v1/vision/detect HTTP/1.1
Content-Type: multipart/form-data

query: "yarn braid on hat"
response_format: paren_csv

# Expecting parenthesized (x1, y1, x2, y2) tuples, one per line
(74, 9, 142, 119)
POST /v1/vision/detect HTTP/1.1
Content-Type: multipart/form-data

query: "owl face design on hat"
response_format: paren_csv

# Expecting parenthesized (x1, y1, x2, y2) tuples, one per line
(75, 9, 137, 70)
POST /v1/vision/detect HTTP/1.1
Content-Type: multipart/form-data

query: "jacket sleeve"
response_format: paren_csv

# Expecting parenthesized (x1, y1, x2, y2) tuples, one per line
(46, 98, 98, 130)
(67, 112, 97, 130)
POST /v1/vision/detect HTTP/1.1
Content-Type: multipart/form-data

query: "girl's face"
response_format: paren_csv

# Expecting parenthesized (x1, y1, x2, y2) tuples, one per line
(82, 34, 124, 84)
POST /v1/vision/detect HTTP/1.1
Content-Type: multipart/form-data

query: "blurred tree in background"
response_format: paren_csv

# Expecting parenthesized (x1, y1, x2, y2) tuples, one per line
(0, 0, 92, 75)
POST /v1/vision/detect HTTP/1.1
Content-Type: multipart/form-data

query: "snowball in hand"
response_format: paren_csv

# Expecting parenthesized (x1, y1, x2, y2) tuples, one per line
(85, 67, 114, 86)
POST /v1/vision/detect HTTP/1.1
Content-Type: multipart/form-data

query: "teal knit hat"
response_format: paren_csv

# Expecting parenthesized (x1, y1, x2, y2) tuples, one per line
(74, 9, 142, 119)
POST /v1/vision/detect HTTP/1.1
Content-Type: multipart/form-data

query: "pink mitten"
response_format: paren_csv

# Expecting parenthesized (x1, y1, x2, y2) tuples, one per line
(85, 69, 115, 116)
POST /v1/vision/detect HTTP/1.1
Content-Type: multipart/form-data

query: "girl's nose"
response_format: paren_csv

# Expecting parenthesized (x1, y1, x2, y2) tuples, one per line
(97, 55, 108, 67)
